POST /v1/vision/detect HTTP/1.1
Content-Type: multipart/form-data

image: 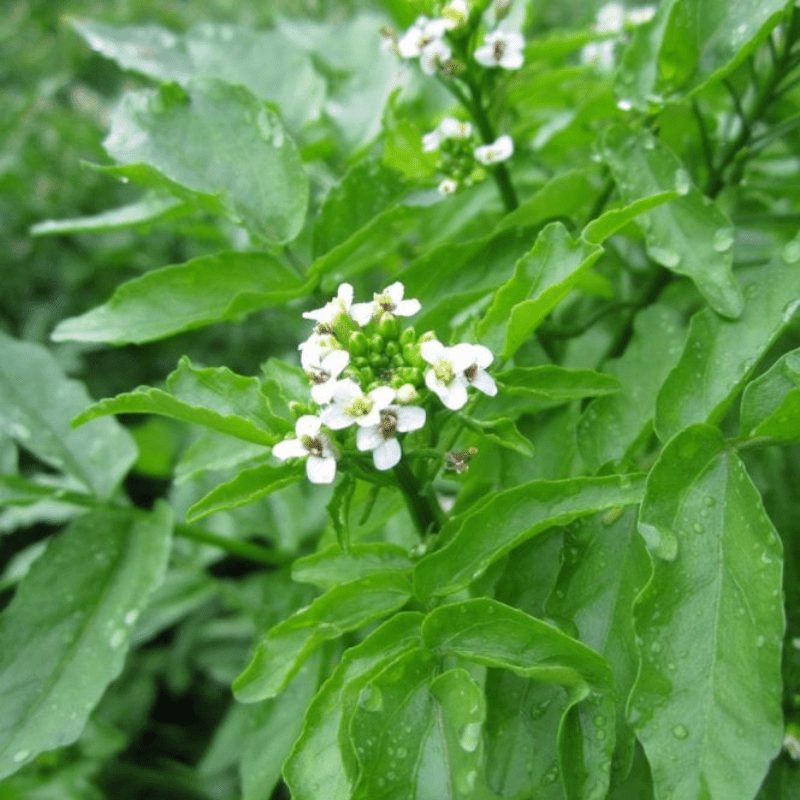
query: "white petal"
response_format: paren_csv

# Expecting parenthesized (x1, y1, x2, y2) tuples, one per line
(350, 301, 375, 326)
(273, 439, 307, 460)
(357, 425, 384, 451)
(500, 50, 524, 69)
(307, 455, 336, 484)
(321, 405, 356, 430)
(384, 282, 405, 305)
(369, 385, 396, 409)
(331, 378, 362, 404)
(295, 415, 322, 438)
(420, 339, 445, 364)
(471, 370, 498, 396)
(396, 405, 426, 432)
(373, 438, 402, 470)
(449, 343, 475, 371)
(471, 344, 494, 368)
(395, 298, 421, 317)
(473, 44, 496, 68)
(311, 381, 337, 405)
(441, 380, 469, 410)
(356, 405, 382, 428)
(336, 283, 354, 306)
(422, 130, 442, 152)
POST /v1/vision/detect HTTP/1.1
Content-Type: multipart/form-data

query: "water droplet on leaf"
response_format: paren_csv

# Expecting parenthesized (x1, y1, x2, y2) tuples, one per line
(672, 724, 689, 740)
(713, 229, 734, 252)
(782, 240, 800, 263)
(458, 721, 482, 752)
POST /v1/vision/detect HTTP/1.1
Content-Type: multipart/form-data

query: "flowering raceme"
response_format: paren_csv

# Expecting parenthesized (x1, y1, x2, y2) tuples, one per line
(273, 282, 497, 481)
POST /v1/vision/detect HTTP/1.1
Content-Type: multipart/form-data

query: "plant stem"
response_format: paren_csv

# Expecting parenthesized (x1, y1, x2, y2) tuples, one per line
(393, 459, 444, 536)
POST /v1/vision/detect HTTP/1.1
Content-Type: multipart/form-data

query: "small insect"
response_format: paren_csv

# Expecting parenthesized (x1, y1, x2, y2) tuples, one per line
(444, 446, 478, 474)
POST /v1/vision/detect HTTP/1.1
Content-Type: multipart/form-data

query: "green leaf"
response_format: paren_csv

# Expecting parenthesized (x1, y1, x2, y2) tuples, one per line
(413, 474, 645, 600)
(0, 333, 136, 499)
(739, 348, 800, 443)
(101, 79, 308, 243)
(327, 473, 357, 552)
(186, 461, 304, 522)
(52, 251, 312, 344)
(582, 190, 680, 245)
(578, 305, 686, 472)
(73, 20, 326, 131)
(616, 0, 788, 106)
(422, 598, 610, 694)
(547, 509, 652, 783)
(284, 613, 423, 800)
(0, 504, 172, 779)
(73, 357, 289, 447)
(233, 573, 413, 703)
(655, 250, 800, 441)
(631, 424, 784, 800)
(30, 192, 186, 235)
(487, 365, 621, 419)
(350, 657, 489, 800)
(240, 657, 321, 800)
(602, 125, 743, 318)
(476, 223, 604, 360)
(292, 543, 413, 590)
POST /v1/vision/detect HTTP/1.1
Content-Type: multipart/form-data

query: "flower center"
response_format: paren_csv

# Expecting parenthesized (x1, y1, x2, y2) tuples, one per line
(376, 291, 395, 313)
(346, 396, 374, 418)
(301, 435, 325, 458)
(380, 409, 398, 438)
(306, 366, 330, 385)
(464, 364, 478, 383)
(434, 358, 455, 384)
(493, 39, 506, 62)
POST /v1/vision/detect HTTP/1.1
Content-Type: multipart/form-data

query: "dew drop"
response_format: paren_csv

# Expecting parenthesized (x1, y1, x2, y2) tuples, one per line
(360, 686, 383, 712)
(617, 99, 633, 111)
(649, 246, 681, 268)
(13, 749, 29, 763)
(596, 729, 607, 741)
(124, 610, 139, 626)
(674, 168, 691, 195)
(672, 724, 689, 740)
(109, 629, 126, 649)
(692, 522, 705, 534)
(782, 240, 800, 264)
(396, 747, 407, 759)
(459, 721, 482, 752)
(593, 714, 606, 727)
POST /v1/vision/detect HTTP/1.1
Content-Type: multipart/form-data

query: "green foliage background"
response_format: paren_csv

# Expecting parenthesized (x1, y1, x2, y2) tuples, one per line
(2, 0, 800, 799)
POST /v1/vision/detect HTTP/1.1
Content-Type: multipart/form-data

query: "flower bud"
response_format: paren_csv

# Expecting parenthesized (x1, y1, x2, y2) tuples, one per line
(368, 334, 385, 354)
(399, 326, 416, 346)
(391, 353, 405, 369)
(403, 342, 426, 369)
(348, 330, 369, 357)
(377, 312, 400, 340)
(289, 401, 312, 418)
(359, 366, 376, 384)
(396, 383, 419, 404)
(384, 340, 400, 358)
(368, 351, 387, 369)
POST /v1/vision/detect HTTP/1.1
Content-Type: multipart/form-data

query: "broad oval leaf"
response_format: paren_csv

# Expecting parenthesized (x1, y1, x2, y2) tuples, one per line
(739, 348, 800, 443)
(101, 78, 308, 243)
(0, 333, 136, 499)
(632, 424, 784, 800)
(292, 543, 413, 590)
(655, 249, 800, 441)
(283, 613, 424, 800)
(72, 357, 290, 446)
(413, 474, 645, 601)
(52, 251, 313, 344)
(73, 20, 326, 131)
(233, 573, 412, 703)
(0, 503, 172, 779)
(602, 125, 743, 318)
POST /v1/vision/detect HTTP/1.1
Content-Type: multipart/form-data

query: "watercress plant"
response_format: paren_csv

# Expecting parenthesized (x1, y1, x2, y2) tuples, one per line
(2, 1, 800, 798)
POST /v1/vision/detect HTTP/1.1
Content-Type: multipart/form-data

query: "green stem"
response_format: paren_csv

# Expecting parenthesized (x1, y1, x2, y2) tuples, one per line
(393, 459, 444, 536)
(15, 481, 285, 567)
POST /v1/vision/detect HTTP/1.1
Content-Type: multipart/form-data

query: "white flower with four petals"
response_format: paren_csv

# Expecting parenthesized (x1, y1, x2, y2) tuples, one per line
(321, 379, 396, 430)
(272, 415, 337, 484)
(474, 30, 525, 70)
(351, 282, 422, 325)
(357, 404, 427, 470)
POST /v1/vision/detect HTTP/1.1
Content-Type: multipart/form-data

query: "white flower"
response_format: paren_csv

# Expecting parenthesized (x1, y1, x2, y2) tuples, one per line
(351, 282, 421, 325)
(460, 344, 497, 397)
(626, 6, 656, 25)
(273, 415, 337, 484)
(303, 347, 350, 405)
(321, 379, 396, 430)
(438, 178, 459, 196)
(474, 30, 525, 70)
(595, 2, 625, 33)
(420, 340, 473, 409)
(580, 40, 616, 72)
(423, 117, 473, 152)
(356, 404, 426, 470)
(397, 16, 451, 58)
(420, 37, 452, 74)
(474, 135, 514, 165)
(302, 283, 354, 325)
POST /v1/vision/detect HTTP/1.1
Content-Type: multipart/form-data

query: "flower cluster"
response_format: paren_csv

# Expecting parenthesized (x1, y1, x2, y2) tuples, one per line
(383, 1, 523, 197)
(580, 3, 656, 72)
(272, 282, 497, 483)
